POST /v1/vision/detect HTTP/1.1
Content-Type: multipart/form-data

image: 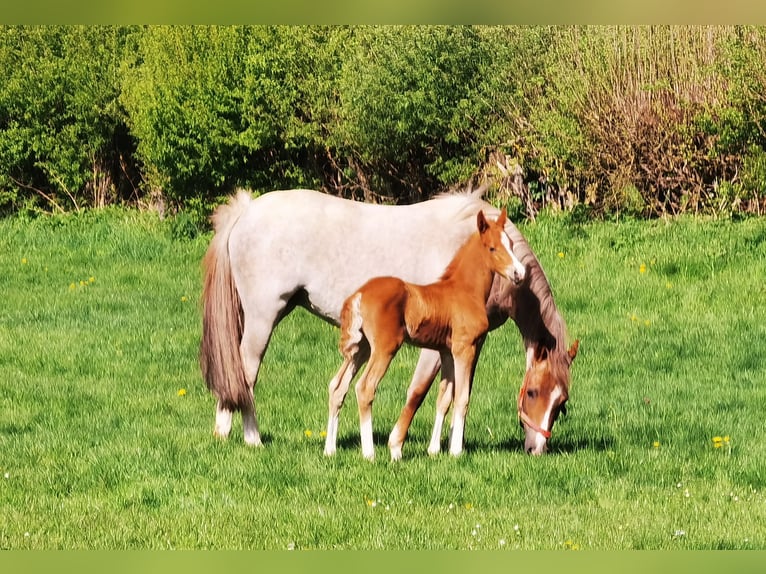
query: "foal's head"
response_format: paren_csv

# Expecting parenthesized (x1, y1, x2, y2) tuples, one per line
(477, 209, 526, 285)
(519, 340, 579, 455)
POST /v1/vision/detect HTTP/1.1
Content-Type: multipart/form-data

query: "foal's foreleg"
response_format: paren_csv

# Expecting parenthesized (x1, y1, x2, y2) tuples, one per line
(448, 345, 478, 457)
(388, 348, 441, 461)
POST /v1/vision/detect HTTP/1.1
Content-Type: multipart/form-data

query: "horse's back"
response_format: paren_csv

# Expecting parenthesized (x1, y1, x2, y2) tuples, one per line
(226, 189, 487, 324)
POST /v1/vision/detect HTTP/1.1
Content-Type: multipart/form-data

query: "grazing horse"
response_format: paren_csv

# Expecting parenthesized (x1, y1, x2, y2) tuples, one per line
(323, 209, 525, 460)
(200, 187, 577, 457)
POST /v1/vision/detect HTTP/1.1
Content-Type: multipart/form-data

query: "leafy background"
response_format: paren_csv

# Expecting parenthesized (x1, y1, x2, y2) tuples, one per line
(2, 25, 766, 220)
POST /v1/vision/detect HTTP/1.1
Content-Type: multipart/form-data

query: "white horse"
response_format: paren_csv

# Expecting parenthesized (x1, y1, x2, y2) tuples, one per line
(200, 188, 577, 457)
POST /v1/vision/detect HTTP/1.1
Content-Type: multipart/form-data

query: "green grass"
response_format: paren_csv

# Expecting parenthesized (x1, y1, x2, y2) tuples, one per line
(0, 208, 765, 550)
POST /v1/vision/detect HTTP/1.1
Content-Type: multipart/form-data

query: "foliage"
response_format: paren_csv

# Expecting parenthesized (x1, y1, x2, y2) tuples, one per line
(0, 26, 138, 214)
(3, 25, 766, 216)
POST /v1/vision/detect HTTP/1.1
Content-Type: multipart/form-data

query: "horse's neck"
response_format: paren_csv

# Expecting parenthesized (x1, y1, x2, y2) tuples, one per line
(442, 235, 495, 301)
(490, 274, 563, 353)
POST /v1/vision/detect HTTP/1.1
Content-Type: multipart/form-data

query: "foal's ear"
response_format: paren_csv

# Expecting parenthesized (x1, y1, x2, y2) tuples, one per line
(477, 210, 489, 233)
(496, 207, 507, 228)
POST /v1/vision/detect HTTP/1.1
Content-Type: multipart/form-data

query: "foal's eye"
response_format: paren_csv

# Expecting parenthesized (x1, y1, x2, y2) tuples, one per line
(526, 389, 538, 399)
(489, 247, 496, 252)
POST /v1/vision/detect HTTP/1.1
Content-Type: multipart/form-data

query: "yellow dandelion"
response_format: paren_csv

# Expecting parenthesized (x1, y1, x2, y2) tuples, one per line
(558, 252, 565, 259)
(21, 258, 28, 265)
(88, 277, 95, 284)
(564, 539, 580, 550)
(181, 296, 188, 302)
(653, 441, 660, 449)
(319, 430, 327, 438)
(639, 263, 647, 274)
(69, 282, 76, 290)
(79, 280, 86, 287)
(177, 388, 187, 397)
(666, 282, 673, 289)
(644, 319, 651, 327)
(304, 429, 313, 438)
(712, 436, 723, 448)
(630, 313, 638, 322)
(464, 503, 473, 510)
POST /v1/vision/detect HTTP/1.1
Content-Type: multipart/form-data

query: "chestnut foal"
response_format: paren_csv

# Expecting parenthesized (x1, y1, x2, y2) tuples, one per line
(323, 209, 526, 460)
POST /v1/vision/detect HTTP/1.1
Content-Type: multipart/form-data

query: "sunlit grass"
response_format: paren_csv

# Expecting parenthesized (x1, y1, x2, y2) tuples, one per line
(0, 209, 764, 549)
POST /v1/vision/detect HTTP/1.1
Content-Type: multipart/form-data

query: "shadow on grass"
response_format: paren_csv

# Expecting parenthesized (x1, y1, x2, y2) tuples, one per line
(324, 428, 616, 458)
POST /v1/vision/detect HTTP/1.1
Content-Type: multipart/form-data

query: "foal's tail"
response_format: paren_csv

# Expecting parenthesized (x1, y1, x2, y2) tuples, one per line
(200, 190, 252, 411)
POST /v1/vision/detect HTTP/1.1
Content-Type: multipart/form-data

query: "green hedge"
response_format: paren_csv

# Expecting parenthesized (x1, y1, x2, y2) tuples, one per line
(1, 25, 765, 218)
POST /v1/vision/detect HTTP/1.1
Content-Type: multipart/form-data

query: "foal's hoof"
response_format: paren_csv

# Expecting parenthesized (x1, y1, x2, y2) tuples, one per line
(389, 446, 403, 461)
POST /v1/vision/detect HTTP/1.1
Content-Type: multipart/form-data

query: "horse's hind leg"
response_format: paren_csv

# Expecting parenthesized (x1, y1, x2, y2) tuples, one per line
(235, 298, 288, 446)
(388, 348, 441, 461)
(325, 339, 370, 456)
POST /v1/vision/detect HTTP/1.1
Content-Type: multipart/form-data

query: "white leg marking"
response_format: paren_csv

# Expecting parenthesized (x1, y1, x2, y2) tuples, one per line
(214, 403, 233, 438)
(243, 407, 262, 447)
(448, 412, 465, 457)
(360, 416, 375, 460)
(427, 411, 446, 456)
(324, 415, 339, 456)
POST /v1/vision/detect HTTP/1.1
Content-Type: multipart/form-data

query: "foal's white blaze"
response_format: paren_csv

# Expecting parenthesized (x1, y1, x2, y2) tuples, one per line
(525, 386, 563, 455)
(500, 231, 526, 284)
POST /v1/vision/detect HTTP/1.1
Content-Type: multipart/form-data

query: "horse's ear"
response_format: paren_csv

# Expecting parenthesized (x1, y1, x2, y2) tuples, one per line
(568, 340, 580, 362)
(477, 210, 489, 234)
(497, 207, 507, 228)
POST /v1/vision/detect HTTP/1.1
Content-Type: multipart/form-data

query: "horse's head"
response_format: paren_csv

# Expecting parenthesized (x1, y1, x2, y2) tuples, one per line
(518, 339, 579, 455)
(477, 209, 526, 285)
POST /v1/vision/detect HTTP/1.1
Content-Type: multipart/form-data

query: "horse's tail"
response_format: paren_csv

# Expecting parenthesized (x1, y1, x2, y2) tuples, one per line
(200, 190, 253, 411)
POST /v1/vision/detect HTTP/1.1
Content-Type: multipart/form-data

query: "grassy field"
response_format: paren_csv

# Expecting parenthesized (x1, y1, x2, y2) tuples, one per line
(0, 207, 765, 550)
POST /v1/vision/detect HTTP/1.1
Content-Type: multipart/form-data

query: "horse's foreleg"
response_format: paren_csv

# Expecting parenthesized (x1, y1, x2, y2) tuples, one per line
(355, 349, 396, 461)
(448, 345, 478, 457)
(427, 352, 455, 457)
(388, 348, 441, 461)
(325, 341, 370, 456)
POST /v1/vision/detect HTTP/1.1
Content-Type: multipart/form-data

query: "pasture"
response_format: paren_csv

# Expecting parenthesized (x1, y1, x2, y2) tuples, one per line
(0, 207, 765, 550)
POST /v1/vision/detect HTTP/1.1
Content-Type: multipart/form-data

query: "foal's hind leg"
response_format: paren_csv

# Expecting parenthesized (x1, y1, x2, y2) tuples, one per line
(388, 348, 441, 460)
(325, 340, 370, 456)
(355, 347, 398, 461)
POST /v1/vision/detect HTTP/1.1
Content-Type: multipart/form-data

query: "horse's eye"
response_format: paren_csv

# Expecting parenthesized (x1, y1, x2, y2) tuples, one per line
(526, 389, 537, 399)
(489, 247, 496, 252)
